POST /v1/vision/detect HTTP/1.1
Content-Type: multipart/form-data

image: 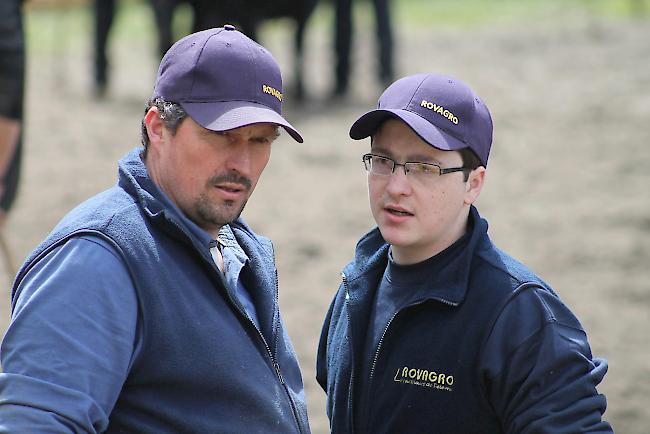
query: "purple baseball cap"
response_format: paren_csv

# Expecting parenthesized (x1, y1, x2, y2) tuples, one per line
(350, 73, 493, 165)
(153, 25, 303, 143)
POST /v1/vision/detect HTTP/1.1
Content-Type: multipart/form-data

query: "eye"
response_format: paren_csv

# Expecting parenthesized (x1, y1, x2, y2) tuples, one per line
(252, 135, 276, 146)
(373, 156, 392, 167)
(410, 163, 439, 174)
(205, 130, 231, 144)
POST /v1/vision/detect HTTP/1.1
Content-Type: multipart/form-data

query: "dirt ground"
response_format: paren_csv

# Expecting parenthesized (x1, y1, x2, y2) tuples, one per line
(1, 4, 649, 433)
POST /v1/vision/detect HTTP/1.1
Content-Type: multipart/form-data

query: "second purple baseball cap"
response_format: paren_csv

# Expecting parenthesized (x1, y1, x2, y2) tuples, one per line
(350, 73, 493, 166)
(153, 25, 303, 143)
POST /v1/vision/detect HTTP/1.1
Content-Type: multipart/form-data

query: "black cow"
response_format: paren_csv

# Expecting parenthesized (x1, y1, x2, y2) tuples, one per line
(93, 0, 215, 95)
(197, 0, 318, 100)
(93, 0, 318, 99)
(333, 0, 394, 97)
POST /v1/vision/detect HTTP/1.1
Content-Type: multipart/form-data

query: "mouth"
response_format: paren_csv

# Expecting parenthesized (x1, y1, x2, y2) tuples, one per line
(208, 172, 252, 202)
(216, 183, 245, 193)
(214, 182, 248, 200)
(385, 206, 414, 217)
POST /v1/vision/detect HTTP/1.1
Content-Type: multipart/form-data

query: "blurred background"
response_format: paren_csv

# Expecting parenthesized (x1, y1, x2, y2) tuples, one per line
(1, 0, 649, 432)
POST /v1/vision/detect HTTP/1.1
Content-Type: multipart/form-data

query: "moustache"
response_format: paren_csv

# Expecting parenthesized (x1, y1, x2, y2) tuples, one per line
(208, 172, 252, 191)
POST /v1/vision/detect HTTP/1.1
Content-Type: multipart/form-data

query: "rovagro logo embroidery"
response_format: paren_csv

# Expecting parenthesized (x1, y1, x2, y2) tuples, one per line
(420, 100, 459, 125)
(394, 366, 454, 392)
(262, 84, 283, 101)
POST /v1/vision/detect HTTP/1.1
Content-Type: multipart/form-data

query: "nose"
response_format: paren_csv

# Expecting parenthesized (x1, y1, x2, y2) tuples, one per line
(385, 165, 412, 196)
(224, 140, 253, 176)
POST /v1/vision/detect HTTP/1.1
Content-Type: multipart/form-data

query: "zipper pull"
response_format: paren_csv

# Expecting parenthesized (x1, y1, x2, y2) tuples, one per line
(274, 362, 285, 385)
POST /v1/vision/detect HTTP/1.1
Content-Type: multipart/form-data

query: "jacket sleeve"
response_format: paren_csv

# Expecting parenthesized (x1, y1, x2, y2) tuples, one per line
(479, 284, 613, 434)
(0, 236, 138, 433)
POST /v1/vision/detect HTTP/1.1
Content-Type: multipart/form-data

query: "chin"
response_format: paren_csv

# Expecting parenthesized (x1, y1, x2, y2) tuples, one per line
(378, 226, 410, 247)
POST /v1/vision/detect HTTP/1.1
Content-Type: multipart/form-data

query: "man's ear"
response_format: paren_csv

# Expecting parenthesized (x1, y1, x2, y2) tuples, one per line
(464, 167, 486, 205)
(144, 107, 164, 149)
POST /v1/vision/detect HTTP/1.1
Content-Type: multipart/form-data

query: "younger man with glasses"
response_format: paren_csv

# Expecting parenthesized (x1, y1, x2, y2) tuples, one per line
(317, 73, 612, 433)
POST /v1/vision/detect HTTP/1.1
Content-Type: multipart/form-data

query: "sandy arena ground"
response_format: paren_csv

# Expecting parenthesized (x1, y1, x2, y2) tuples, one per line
(1, 5, 649, 433)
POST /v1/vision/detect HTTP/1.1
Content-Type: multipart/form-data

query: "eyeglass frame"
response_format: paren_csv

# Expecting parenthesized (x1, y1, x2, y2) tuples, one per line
(361, 153, 470, 179)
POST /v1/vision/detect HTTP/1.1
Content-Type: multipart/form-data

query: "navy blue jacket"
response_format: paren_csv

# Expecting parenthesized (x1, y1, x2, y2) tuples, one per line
(8, 149, 310, 433)
(317, 206, 612, 433)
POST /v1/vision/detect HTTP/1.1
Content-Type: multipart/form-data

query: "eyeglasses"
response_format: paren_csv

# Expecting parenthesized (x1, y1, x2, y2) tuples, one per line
(362, 153, 469, 182)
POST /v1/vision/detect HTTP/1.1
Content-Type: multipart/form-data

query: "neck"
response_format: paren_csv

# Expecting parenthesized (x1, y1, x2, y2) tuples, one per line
(208, 225, 223, 239)
(391, 208, 470, 265)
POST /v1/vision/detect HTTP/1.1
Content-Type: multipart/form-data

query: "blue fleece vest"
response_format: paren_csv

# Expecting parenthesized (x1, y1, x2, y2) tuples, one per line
(12, 150, 310, 434)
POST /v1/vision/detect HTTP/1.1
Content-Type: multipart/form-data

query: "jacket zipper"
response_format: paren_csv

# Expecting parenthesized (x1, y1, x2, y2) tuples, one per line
(270, 253, 305, 434)
(368, 312, 398, 387)
(342, 273, 356, 434)
(208, 243, 305, 434)
(362, 310, 398, 429)
(369, 296, 459, 379)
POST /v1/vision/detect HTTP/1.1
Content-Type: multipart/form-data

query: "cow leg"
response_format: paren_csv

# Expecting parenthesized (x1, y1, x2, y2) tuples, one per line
(93, 0, 115, 95)
(150, 0, 176, 57)
(239, 18, 259, 42)
(373, 0, 393, 86)
(190, 0, 221, 32)
(333, 0, 353, 96)
(292, 16, 308, 101)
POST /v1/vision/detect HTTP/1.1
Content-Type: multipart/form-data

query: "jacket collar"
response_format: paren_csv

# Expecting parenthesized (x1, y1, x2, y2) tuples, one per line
(344, 206, 488, 307)
(117, 148, 272, 262)
(118, 148, 216, 247)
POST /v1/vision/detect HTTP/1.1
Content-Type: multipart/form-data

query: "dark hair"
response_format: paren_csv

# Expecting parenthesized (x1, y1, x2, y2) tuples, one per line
(459, 148, 482, 181)
(140, 97, 187, 156)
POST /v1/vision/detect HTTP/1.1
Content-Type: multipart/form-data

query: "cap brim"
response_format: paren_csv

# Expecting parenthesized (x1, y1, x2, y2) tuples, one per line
(182, 100, 303, 143)
(349, 109, 467, 152)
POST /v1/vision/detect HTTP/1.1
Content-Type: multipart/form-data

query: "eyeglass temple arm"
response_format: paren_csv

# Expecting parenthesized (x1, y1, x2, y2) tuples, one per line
(439, 167, 470, 175)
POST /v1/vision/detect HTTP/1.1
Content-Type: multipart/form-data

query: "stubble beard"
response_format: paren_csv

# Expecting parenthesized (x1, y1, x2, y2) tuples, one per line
(194, 193, 248, 231)
(193, 172, 252, 231)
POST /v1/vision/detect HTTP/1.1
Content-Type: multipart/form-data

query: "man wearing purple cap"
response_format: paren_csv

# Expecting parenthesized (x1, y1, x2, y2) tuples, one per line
(0, 27, 310, 433)
(317, 73, 612, 433)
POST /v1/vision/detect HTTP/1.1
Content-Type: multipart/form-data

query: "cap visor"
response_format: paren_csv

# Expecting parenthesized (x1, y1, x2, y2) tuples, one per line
(182, 100, 303, 143)
(349, 109, 467, 152)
